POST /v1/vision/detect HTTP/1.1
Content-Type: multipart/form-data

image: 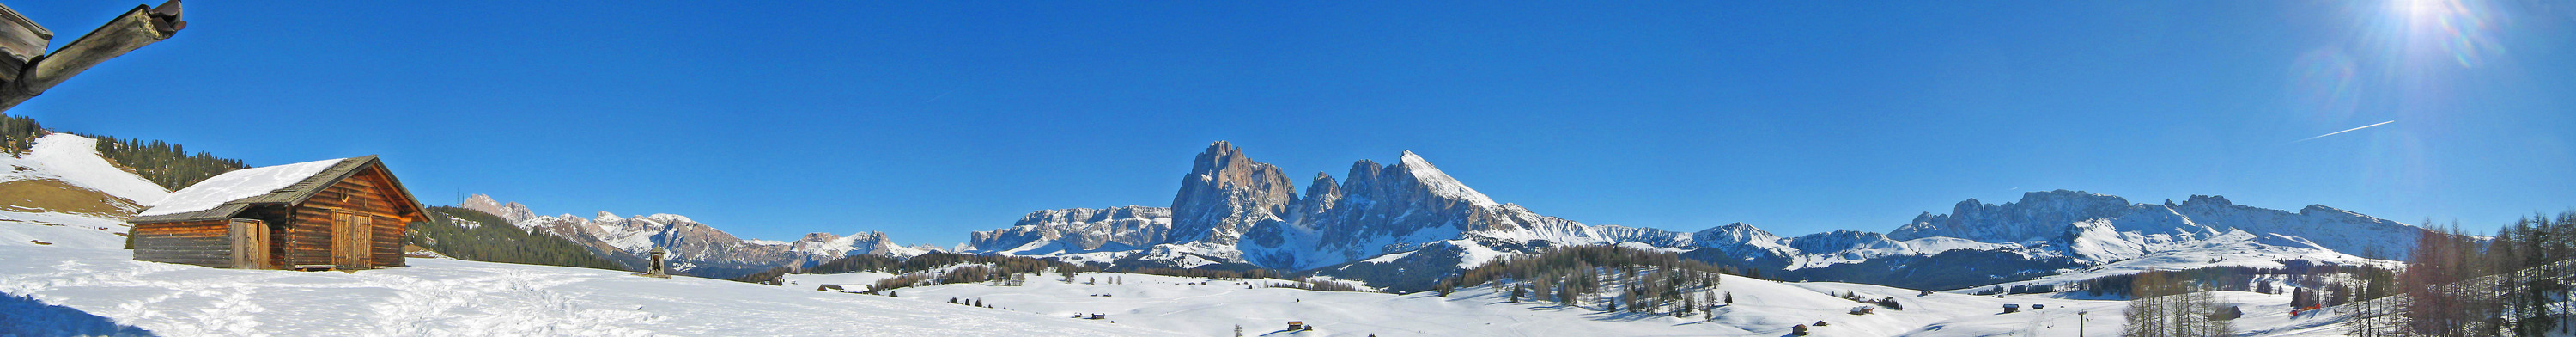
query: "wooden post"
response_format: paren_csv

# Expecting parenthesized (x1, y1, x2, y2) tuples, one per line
(0, 0, 186, 112)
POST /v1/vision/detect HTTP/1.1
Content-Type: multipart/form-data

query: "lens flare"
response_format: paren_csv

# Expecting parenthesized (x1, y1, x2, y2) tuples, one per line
(2387, 0, 2502, 68)
(2290, 49, 2360, 119)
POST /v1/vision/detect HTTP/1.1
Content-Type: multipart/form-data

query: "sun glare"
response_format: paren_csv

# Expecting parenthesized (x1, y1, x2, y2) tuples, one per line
(2387, 0, 2501, 68)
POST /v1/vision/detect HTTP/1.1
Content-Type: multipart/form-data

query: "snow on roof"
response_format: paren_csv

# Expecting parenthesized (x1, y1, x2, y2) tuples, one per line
(138, 157, 349, 217)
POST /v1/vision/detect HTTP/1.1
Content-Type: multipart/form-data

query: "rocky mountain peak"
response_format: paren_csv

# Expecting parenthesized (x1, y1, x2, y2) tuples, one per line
(1693, 222, 1780, 244)
(1890, 189, 2137, 242)
(2184, 194, 2234, 206)
(594, 211, 625, 224)
(1167, 141, 1297, 246)
(1390, 150, 1497, 207)
(459, 194, 537, 223)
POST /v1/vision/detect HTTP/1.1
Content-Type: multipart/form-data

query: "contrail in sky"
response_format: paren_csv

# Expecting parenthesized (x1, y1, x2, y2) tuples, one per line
(2293, 120, 2396, 143)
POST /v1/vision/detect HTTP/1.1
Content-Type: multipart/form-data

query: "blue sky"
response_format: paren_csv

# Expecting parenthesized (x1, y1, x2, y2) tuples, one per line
(10, 2, 2573, 246)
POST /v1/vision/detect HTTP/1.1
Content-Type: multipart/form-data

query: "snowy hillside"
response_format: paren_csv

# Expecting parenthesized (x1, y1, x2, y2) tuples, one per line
(0, 134, 164, 249)
(0, 245, 1182, 336)
(17, 134, 171, 205)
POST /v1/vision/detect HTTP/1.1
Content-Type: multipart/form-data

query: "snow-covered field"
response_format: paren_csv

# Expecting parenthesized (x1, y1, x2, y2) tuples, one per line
(0, 245, 1183, 336)
(849, 269, 2307, 337)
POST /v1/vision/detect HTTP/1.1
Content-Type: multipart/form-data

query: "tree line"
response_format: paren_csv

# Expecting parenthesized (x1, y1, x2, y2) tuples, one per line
(2346, 211, 2576, 337)
(79, 133, 248, 191)
(0, 114, 37, 156)
(405, 206, 628, 271)
(730, 252, 1096, 289)
(2122, 267, 2237, 336)
(1437, 245, 1753, 319)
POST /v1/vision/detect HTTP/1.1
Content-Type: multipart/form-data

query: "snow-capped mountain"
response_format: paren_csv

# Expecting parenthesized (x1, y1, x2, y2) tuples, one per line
(964, 205, 1170, 264)
(1671, 190, 2432, 290)
(459, 193, 537, 223)
(964, 142, 1695, 288)
(957, 141, 2436, 293)
(459, 194, 935, 279)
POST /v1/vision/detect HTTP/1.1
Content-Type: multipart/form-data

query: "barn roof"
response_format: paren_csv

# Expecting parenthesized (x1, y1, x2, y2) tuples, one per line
(130, 156, 423, 224)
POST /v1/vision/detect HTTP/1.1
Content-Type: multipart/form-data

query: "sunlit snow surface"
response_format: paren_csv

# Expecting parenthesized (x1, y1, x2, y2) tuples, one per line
(139, 157, 344, 217)
(0, 246, 1182, 336)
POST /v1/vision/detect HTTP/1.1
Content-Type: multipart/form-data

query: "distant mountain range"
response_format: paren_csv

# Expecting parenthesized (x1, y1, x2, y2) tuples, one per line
(151, 136, 2435, 291)
(6, 121, 2442, 294)
(458, 194, 937, 279)
(955, 141, 2430, 291)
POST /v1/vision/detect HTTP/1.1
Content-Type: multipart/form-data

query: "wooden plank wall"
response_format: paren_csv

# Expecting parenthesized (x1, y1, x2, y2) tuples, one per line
(284, 166, 412, 270)
(131, 220, 236, 267)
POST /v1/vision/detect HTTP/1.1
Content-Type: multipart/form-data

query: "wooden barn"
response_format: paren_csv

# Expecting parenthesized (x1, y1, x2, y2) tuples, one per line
(127, 156, 422, 270)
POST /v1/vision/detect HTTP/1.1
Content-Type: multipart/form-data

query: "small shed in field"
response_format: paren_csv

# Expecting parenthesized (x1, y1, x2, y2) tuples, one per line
(127, 156, 422, 270)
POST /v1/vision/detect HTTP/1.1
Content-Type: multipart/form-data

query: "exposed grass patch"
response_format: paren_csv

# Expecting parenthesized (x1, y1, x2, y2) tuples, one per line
(0, 178, 139, 217)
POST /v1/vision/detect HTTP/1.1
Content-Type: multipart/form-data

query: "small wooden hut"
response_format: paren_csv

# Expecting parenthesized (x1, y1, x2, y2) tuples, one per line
(127, 156, 422, 270)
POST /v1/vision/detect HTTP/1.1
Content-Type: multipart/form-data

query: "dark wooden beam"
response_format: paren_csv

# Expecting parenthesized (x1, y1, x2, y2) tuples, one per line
(0, 0, 184, 112)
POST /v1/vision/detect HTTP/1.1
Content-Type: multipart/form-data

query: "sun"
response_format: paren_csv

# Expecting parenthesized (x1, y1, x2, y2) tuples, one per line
(2385, 0, 2500, 68)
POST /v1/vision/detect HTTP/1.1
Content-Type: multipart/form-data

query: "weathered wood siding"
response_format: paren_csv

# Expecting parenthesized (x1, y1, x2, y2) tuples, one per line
(131, 218, 267, 268)
(282, 167, 412, 269)
(131, 219, 233, 267)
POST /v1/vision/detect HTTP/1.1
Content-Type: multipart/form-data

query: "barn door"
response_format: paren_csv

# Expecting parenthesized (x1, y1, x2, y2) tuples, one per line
(331, 209, 372, 269)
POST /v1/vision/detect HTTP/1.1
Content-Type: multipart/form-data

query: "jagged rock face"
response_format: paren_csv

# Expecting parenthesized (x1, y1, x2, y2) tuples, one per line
(1019, 144, 1686, 273)
(459, 193, 536, 224)
(793, 231, 926, 258)
(967, 206, 1171, 254)
(1250, 150, 1651, 272)
(1166, 141, 1297, 247)
(1888, 190, 2137, 242)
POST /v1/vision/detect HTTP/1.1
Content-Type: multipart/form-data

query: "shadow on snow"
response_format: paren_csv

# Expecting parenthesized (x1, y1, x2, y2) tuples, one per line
(1, 292, 155, 337)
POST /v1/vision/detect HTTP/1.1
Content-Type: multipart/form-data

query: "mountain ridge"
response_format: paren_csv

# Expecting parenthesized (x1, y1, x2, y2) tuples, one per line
(954, 141, 2435, 292)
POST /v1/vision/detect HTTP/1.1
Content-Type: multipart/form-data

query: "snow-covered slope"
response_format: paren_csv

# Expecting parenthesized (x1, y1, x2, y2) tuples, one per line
(805, 267, 2354, 337)
(0, 245, 1180, 336)
(19, 134, 170, 205)
(0, 134, 162, 249)
(878, 271, 1843, 336)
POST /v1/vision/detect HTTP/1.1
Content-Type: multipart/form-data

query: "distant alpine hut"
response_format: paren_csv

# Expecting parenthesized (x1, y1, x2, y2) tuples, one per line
(127, 156, 422, 270)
